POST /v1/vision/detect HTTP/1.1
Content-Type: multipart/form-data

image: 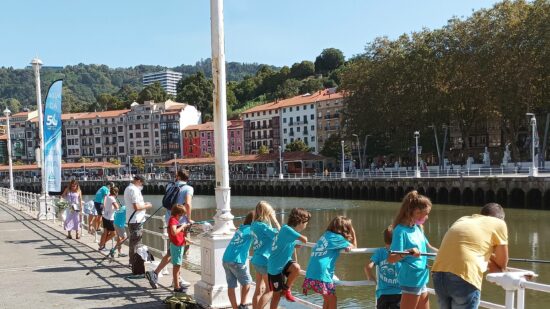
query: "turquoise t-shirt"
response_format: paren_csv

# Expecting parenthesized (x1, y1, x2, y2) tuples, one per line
(250, 221, 277, 267)
(390, 224, 429, 288)
(223, 225, 254, 264)
(371, 247, 401, 299)
(114, 205, 127, 228)
(267, 225, 301, 275)
(94, 186, 110, 204)
(305, 231, 351, 283)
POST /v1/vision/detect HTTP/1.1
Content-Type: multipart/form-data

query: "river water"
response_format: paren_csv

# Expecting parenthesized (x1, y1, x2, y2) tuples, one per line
(96, 194, 550, 308)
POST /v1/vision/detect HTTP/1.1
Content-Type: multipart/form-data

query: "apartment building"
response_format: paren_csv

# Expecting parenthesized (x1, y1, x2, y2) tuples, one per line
(241, 89, 342, 154)
(160, 100, 202, 161)
(142, 70, 183, 96)
(11, 110, 38, 162)
(182, 120, 244, 158)
(315, 89, 344, 151)
(241, 104, 280, 154)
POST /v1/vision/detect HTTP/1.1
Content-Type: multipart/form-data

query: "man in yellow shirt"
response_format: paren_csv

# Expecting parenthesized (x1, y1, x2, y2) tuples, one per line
(432, 203, 508, 309)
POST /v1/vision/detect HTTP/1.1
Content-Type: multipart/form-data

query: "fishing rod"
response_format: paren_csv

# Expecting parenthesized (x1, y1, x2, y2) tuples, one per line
(390, 251, 550, 264)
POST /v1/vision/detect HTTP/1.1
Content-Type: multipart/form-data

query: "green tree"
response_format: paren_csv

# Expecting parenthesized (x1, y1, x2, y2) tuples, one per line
(290, 61, 315, 79)
(285, 139, 312, 152)
(96, 93, 123, 111)
(315, 48, 345, 75)
(258, 144, 269, 155)
(78, 157, 92, 163)
(176, 72, 214, 119)
(300, 78, 324, 94)
(1, 98, 21, 113)
(320, 134, 350, 159)
(137, 82, 169, 103)
(132, 156, 145, 172)
(108, 158, 121, 165)
(115, 85, 139, 105)
(275, 79, 301, 99)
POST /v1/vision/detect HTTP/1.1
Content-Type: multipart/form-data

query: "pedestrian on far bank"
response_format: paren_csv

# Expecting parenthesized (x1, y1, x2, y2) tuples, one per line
(92, 182, 114, 234)
(387, 190, 436, 309)
(62, 179, 83, 239)
(124, 175, 152, 266)
(432, 203, 508, 309)
(146, 169, 194, 289)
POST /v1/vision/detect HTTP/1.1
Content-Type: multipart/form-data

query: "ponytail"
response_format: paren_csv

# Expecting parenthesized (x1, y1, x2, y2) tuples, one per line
(392, 190, 431, 227)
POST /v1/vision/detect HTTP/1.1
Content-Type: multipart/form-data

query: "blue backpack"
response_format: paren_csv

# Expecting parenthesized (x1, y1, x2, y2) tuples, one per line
(162, 182, 186, 210)
(114, 205, 127, 228)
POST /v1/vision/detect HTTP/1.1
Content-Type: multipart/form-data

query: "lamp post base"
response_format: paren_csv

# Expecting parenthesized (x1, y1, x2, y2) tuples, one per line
(415, 170, 421, 178)
(341, 172, 346, 179)
(279, 173, 283, 179)
(37, 194, 54, 220)
(529, 167, 539, 177)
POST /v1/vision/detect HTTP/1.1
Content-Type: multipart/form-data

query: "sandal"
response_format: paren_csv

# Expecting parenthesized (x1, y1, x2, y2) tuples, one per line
(76, 234, 80, 239)
(67, 234, 72, 239)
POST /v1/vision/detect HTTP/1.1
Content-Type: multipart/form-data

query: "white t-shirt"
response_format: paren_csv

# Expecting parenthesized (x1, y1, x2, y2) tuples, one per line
(103, 195, 117, 221)
(124, 183, 146, 224)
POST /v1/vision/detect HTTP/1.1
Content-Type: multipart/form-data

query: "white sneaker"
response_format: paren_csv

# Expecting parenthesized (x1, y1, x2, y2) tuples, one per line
(180, 278, 191, 288)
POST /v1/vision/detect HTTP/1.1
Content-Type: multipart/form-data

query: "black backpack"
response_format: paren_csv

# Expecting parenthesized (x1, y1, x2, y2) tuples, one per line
(162, 182, 185, 210)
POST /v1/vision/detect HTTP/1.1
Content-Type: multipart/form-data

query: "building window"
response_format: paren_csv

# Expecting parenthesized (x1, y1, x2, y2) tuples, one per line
(290, 138, 294, 143)
(129, 133, 133, 138)
(283, 108, 286, 113)
(95, 147, 102, 154)
(283, 128, 287, 134)
(310, 114, 314, 120)
(312, 136, 316, 142)
(297, 127, 301, 132)
(118, 136, 124, 142)
(143, 132, 149, 138)
(290, 107, 293, 112)
(95, 137, 101, 144)
(310, 104, 314, 109)
(283, 118, 286, 123)
(311, 125, 315, 131)
(303, 105, 306, 110)
(296, 116, 299, 122)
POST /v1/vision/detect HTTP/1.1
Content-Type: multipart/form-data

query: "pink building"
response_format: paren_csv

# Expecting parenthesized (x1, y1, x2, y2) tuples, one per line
(182, 120, 243, 157)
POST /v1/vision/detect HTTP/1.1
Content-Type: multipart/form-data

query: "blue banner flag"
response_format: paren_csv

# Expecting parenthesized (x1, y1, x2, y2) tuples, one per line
(43, 80, 63, 192)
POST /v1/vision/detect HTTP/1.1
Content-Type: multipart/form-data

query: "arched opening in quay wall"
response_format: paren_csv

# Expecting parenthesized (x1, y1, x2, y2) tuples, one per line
(510, 188, 525, 208)
(462, 188, 474, 205)
(450, 187, 461, 205)
(526, 189, 542, 209)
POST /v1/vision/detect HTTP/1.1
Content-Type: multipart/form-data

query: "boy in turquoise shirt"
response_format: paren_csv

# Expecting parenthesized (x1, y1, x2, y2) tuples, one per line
(365, 227, 401, 309)
(266, 208, 310, 309)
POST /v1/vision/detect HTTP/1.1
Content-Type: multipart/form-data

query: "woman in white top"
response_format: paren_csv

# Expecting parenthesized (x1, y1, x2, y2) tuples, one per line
(98, 187, 120, 252)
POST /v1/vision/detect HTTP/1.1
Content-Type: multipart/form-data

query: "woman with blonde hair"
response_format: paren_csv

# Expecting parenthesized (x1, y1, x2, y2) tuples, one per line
(388, 190, 437, 309)
(62, 180, 83, 239)
(251, 201, 280, 309)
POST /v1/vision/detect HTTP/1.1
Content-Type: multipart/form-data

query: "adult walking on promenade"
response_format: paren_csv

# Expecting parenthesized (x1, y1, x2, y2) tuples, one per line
(146, 169, 194, 289)
(92, 182, 114, 234)
(124, 175, 152, 267)
(432, 203, 508, 309)
(61, 179, 83, 239)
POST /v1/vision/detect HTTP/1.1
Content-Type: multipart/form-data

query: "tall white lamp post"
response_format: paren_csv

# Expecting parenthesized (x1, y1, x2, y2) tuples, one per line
(278, 145, 283, 179)
(341, 140, 346, 178)
(195, 0, 236, 307)
(173, 153, 178, 174)
(352, 134, 363, 172)
(4, 108, 14, 191)
(32, 58, 49, 220)
(414, 131, 421, 178)
(527, 113, 538, 177)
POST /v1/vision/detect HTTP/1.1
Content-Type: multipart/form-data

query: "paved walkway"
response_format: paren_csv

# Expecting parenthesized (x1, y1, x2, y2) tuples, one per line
(0, 202, 200, 309)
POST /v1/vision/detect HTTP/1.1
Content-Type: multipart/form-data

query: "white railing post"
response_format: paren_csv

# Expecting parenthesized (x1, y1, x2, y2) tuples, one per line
(505, 290, 515, 309)
(517, 286, 525, 309)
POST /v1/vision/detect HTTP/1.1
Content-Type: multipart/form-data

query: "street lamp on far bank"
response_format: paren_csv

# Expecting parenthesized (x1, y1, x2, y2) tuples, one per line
(352, 134, 363, 172)
(414, 131, 421, 178)
(341, 140, 346, 179)
(173, 153, 178, 174)
(4, 107, 14, 190)
(527, 113, 538, 177)
(278, 145, 283, 179)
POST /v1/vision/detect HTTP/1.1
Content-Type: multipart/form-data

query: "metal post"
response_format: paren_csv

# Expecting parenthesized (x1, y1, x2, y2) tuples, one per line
(341, 140, 346, 179)
(195, 0, 236, 307)
(4, 108, 14, 191)
(441, 125, 448, 170)
(429, 125, 441, 170)
(414, 131, 421, 178)
(352, 134, 363, 173)
(128, 155, 131, 177)
(363, 134, 370, 171)
(527, 113, 538, 176)
(278, 145, 283, 179)
(173, 153, 177, 174)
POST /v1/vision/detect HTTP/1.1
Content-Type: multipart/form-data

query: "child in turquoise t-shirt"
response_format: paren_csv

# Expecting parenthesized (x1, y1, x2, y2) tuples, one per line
(250, 201, 280, 309)
(365, 227, 401, 309)
(303, 216, 357, 309)
(387, 190, 437, 309)
(222, 211, 255, 309)
(267, 208, 310, 308)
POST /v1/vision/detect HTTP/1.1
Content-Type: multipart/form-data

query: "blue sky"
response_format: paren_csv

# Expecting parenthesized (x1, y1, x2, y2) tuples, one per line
(1, 0, 500, 68)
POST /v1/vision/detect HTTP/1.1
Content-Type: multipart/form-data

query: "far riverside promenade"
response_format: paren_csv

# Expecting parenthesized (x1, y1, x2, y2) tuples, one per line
(0, 200, 200, 308)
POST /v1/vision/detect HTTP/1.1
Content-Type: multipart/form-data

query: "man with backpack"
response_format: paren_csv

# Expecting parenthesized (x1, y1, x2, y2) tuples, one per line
(124, 175, 152, 270)
(146, 169, 194, 289)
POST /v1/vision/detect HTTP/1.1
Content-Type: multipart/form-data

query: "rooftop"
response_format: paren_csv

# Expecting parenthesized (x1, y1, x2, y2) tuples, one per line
(242, 88, 343, 114)
(0, 161, 122, 171)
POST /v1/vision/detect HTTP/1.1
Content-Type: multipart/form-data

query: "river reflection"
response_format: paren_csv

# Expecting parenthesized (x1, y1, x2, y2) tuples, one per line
(88, 194, 550, 308)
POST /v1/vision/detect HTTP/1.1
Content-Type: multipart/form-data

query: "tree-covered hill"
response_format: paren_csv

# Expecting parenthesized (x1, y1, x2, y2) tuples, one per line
(0, 59, 271, 113)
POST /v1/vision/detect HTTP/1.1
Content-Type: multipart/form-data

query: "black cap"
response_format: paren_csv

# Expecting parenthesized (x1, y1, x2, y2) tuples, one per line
(134, 175, 146, 184)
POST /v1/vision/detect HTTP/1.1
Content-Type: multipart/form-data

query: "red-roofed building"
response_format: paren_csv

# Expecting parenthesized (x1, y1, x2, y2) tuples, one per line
(241, 88, 344, 154)
(182, 120, 244, 158)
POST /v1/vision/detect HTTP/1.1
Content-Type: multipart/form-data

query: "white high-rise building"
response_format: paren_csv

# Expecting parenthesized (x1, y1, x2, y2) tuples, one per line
(142, 70, 183, 96)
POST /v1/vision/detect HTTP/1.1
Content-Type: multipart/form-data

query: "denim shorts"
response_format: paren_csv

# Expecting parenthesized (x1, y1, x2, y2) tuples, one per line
(170, 243, 184, 265)
(115, 226, 127, 239)
(401, 285, 428, 295)
(251, 262, 268, 275)
(223, 262, 252, 288)
(432, 272, 480, 309)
